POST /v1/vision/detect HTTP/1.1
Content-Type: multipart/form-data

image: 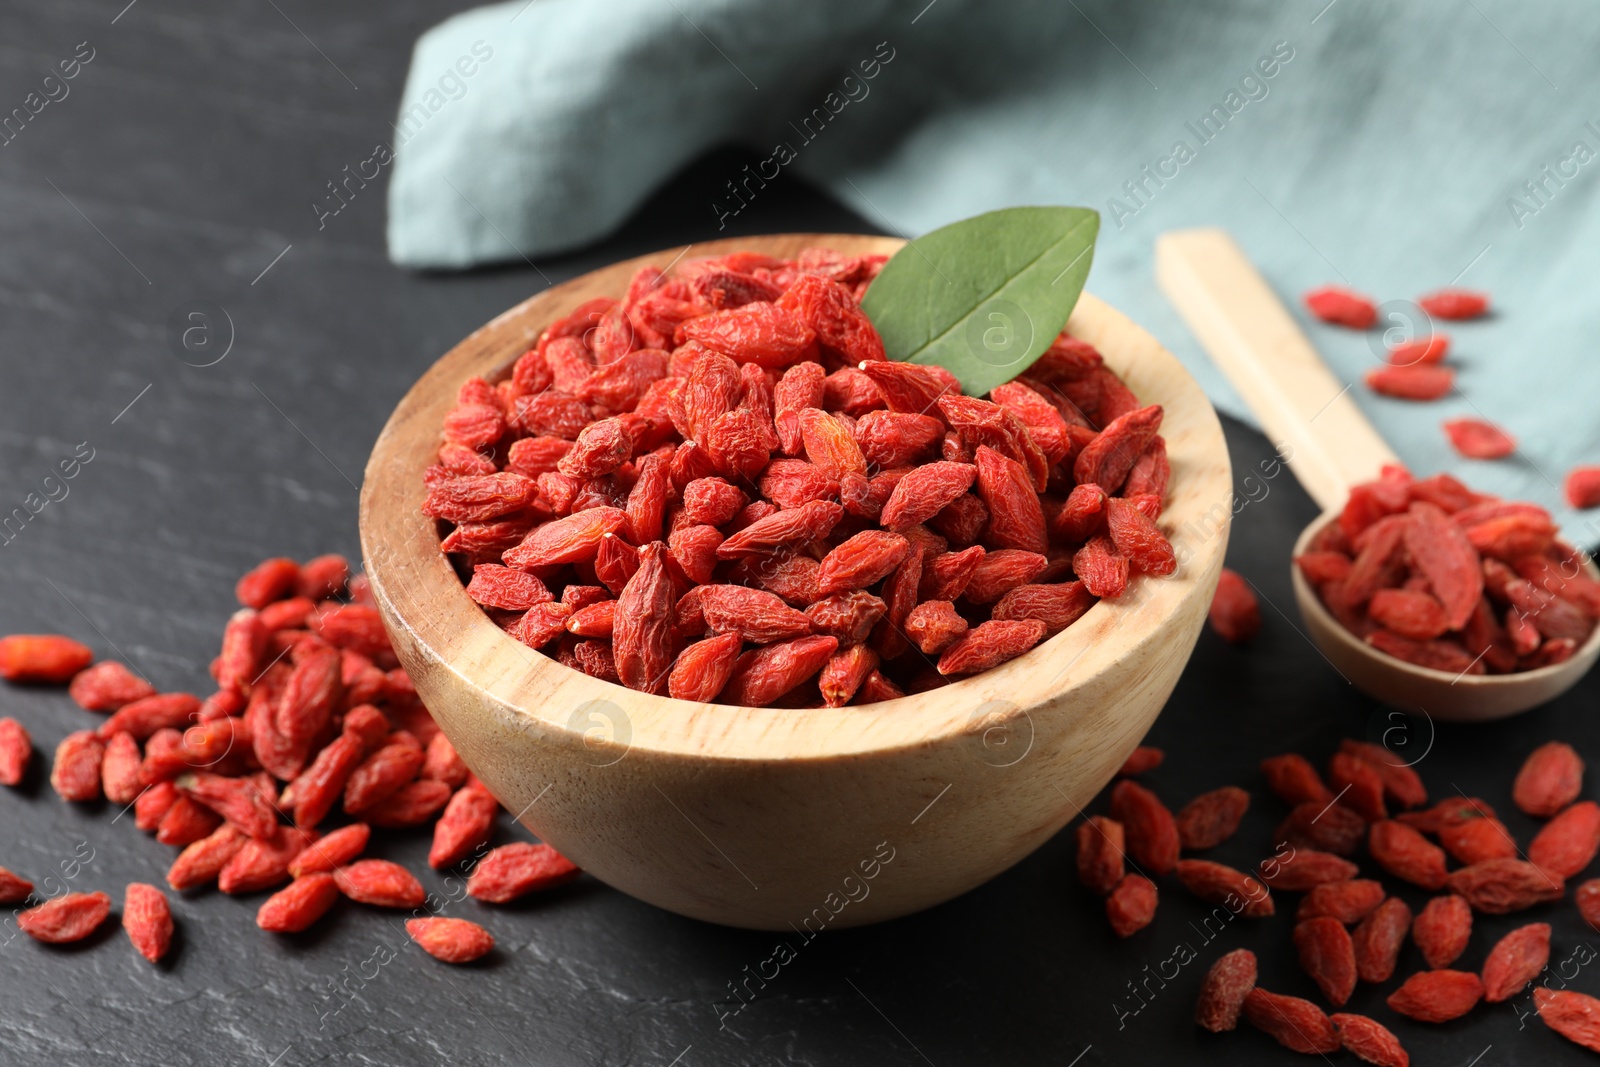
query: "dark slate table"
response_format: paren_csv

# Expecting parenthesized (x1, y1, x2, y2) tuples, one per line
(1, 3, 1596, 1064)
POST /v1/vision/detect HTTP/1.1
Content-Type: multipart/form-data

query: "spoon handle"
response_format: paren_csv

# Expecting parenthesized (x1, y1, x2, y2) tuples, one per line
(1154, 227, 1398, 512)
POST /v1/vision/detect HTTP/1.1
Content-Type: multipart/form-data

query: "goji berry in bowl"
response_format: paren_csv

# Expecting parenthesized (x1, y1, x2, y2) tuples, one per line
(1290, 468, 1600, 721)
(360, 234, 1233, 928)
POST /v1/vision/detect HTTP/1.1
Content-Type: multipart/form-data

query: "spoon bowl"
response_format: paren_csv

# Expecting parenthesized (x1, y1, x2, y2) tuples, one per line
(361, 233, 1233, 929)
(1158, 227, 1600, 721)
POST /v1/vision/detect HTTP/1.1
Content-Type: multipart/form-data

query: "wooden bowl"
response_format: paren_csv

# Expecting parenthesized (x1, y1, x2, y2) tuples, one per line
(359, 233, 1233, 929)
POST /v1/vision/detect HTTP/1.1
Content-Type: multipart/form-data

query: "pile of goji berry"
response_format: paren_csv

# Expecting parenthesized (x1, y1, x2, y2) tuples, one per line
(1081, 737, 1600, 1061)
(1303, 283, 1600, 504)
(425, 248, 1177, 705)
(1294, 466, 1597, 675)
(0, 556, 580, 965)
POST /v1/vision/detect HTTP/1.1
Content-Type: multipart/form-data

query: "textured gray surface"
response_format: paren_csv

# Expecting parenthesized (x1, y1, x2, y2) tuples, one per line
(1, 3, 1598, 1065)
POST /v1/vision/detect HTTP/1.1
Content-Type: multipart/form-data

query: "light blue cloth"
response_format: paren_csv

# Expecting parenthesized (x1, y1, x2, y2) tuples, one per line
(388, 0, 1600, 539)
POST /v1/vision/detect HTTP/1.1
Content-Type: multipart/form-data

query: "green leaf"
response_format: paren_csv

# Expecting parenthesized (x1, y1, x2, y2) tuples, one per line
(859, 206, 1099, 397)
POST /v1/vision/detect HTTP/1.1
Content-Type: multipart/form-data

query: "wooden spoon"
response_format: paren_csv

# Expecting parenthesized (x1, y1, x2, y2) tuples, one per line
(1156, 227, 1600, 721)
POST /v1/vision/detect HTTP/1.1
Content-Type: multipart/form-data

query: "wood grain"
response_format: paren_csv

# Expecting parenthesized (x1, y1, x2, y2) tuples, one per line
(360, 233, 1233, 928)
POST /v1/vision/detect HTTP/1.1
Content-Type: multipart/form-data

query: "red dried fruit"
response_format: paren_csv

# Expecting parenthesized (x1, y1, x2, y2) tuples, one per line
(18, 891, 112, 943)
(1242, 988, 1339, 1054)
(1365, 363, 1454, 401)
(720, 635, 838, 706)
(971, 446, 1047, 553)
(1328, 752, 1388, 822)
(1528, 800, 1600, 878)
(666, 633, 743, 703)
(798, 407, 867, 480)
(819, 644, 879, 707)
(0, 866, 33, 904)
(51, 729, 104, 802)
(219, 827, 315, 894)
(1297, 879, 1385, 924)
(1295, 916, 1357, 1005)
(1481, 922, 1550, 1003)
(1387, 334, 1449, 365)
(291, 823, 372, 877)
(1352, 897, 1411, 983)
(158, 796, 223, 846)
(1367, 820, 1446, 889)
(135, 780, 180, 831)
(904, 599, 968, 655)
(99, 731, 143, 806)
(235, 557, 300, 608)
(123, 882, 173, 962)
(1105, 873, 1157, 937)
(1513, 741, 1584, 817)
(1108, 779, 1180, 876)
(364, 779, 453, 828)
(69, 660, 157, 711)
(466, 566, 552, 612)
(1367, 588, 1449, 640)
(177, 772, 278, 839)
(1443, 417, 1515, 459)
(1567, 466, 1600, 509)
(1337, 739, 1428, 809)
(936, 618, 1046, 676)
(1449, 856, 1567, 914)
(1261, 753, 1334, 807)
(613, 541, 678, 694)
(504, 506, 629, 568)
(716, 499, 843, 558)
(333, 858, 425, 909)
(345, 733, 424, 814)
(1538, 987, 1600, 1052)
(429, 784, 498, 869)
(407, 916, 496, 964)
(1304, 285, 1377, 328)
(815, 531, 912, 596)
(1277, 801, 1367, 857)
(0, 716, 30, 786)
(1413, 894, 1471, 972)
(1117, 746, 1164, 777)
(1075, 816, 1125, 896)
(879, 462, 976, 532)
(258, 871, 341, 933)
(1105, 497, 1175, 576)
(1439, 813, 1518, 865)
(962, 549, 1048, 604)
(1386, 969, 1483, 1023)
(1195, 948, 1256, 1032)
(167, 824, 249, 890)
(1329, 1013, 1408, 1067)
(1175, 787, 1249, 851)
(1417, 287, 1488, 320)
(0, 633, 93, 684)
(1257, 848, 1360, 892)
(1176, 859, 1273, 917)
(467, 842, 580, 903)
(1207, 568, 1260, 643)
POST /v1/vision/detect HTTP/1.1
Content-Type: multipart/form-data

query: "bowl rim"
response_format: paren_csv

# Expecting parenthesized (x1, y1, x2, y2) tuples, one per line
(359, 232, 1234, 762)
(1290, 509, 1600, 686)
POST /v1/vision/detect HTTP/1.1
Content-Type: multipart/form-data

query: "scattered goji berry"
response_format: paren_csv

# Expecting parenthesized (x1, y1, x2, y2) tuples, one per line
(407, 916, 495, 964)
(467, 842, 580, 903)
(1365, 364, 1454, 401)
(1481, 922, 1550, 1003)
(0, 634, 93, 684)
(1537, 987, 1600, 1052)
(1195, 948, 1256, 1032)
(68, 660, 156, 712)
(1443, 417, 1516, 460)
(1329, 1013, 1408, 1067)
(1109, 780, 1180, 876)
(1386, 969, 1483, 1023)
(1175, 787, 1249, 851)
(1417, 287, 1488, 320)
(1296, 879, 1385, 924)
(123, 882, 173, 963)
(258, 872, 341, 933)
(1104, 873, 1157, 937)
(1242, 988, 1340, 1053)
(18, 891, 112, 944)
(1352, 897, 1411, 984)
(1075, 816, 1125, 896)
(1304, 285, 1377, 328)
(1513, 741, 1584, 817)
(1207, 568, 1260, 643)
(1294, 916, 1357, 1005)
(1258, 848, 1359, 891)
(1367, 820, 1446, 889)
(1413, 894, 1472, 968)
(1117, 746, 1164, 777)
(0, 865, 34, 904)
(333, 859, 425, 909)
(51, 729, 104, 802)
(1528, 800, 1600, 878)
(1260, 753, 1334, 807)
(1176, 859, 1273, 917)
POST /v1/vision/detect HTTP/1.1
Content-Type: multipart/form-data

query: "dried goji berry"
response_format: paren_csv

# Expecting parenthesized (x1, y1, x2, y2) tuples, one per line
(935, 618, 1046, 676)
(18, 891, 112, 943)
(429, 784, 498, 869)
(1294, 916, 1357, 1005)
(219, 826, 315, 894)
(0, 716, 30, 787)
(1195, 948, 1256, 1032)
(819, 644, 879, 707)
(612, 541, 677, 694)
(68, 660, 156, 712)
(720, 635, 837, 706)
(1413, 894, 1472, 966)
(1417, 287, 1488, 320)
(123, 882, 172, 963)
(1528, 800, 1600, 878)
(290, 822, 372, 878)
(666, 633, 742, 703)
(1105, 497, 1175, 576)
(1438, 813, 1518, 866)
(344, 732, 424, 814)
(1337, 739, 1428, 809)
(1329, 1013, 1408, 1067)
(333, 859, 425, 909)
(467, 842, 580, 903)
(1352, 897, 1411, 983)
(1242, 988, 1340, 1054)
(257, 871, 341, 933)
(1513, 741, 1584, 817)
(1538, 987, 1600, 1051)
(51, 729, 103, 802)
(1386, 969, 1482, 1023)
(0, 866, 32, 904)
(1109, 779, 1180, 876)
(1176, 859, 1273, 917)
(1481, 922, 1550, 1003)
(1261, 753, 1334, 807)
(1365, 363, 1454, 401)
(1258, 848, 1360, 891)
(1304, 285, 1377, 328)
(1175, 787, 1249, 851)
(1075, 816, 1125, 896)
(1297, 879, 1385, 924)
(100, 731, 143, 806)
(1566, 466, 1600, 509)
(973, 446, 1047, 553)
(1116, 746, 1164, 777)
(1443, 417, 1515, 460)
(1367, 820, 1446, 889)
(407, 916, 495, 964)
(1277, 801, 1366, 857)
(962, 549, 1048, 604)
(815, 531, 912, 596)
(1447, 858, 1566, 913)
(0, 633, 94, 683)
(364, 779, 453, 828)
(1580, 879, 1600, 932)
(1328, 752, 1388, 822)
(1207, 569, 1260, 643)
(1104, 873, 1157, 937)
